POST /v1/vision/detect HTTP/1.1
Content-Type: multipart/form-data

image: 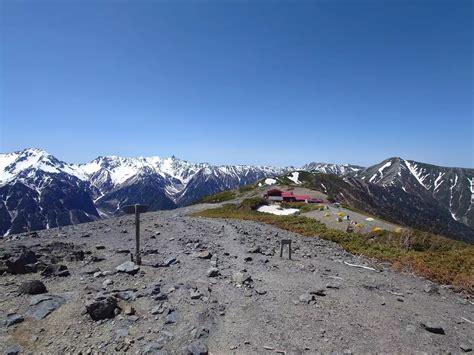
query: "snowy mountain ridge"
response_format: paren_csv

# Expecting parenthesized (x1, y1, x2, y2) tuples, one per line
(1, 148, 473, 236)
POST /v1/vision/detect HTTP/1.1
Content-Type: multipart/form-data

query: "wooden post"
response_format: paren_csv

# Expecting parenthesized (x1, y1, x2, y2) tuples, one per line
(135, 204, 141, 265)
(122, 204, 148, 266)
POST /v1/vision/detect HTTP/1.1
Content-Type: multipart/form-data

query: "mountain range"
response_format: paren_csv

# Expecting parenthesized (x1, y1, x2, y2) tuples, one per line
(0, 148, 472, 239)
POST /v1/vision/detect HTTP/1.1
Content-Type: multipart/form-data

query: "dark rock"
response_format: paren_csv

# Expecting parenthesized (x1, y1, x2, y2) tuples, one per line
(41, 264, 70, 277)
(5, 250, 38, 274)
(95, 245, 106, 250)
(421, 321, 445, 334)
(309, 288, 326, 297)
(115, 261, 140, 275)
(19, 280, 47, 295)
(187, 340, 209, 355)
(86, 297, 118, 321)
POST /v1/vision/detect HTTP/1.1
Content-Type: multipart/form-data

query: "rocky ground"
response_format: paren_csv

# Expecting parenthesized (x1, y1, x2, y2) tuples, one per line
(0, 204, 473, 354)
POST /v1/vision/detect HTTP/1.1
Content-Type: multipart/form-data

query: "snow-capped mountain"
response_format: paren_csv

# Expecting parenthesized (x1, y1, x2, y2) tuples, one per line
(301, 162, 364, 176)
(0, 149, 99, 235)
(355, 157, 474, 228)
(0, 148, 284, 234)
(1, 148, 473, 238)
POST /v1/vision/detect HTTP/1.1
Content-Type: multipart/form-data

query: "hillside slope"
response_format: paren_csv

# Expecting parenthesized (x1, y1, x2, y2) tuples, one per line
(355, 157, 474, 229)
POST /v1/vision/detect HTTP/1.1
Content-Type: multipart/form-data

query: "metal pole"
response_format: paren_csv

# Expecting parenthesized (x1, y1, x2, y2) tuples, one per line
(135, 204, 141, 265)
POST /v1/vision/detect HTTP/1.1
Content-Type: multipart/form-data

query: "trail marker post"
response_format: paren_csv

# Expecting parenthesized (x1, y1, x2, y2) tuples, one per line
(280, 239, 292, 259)
(122, 204, 148, 265)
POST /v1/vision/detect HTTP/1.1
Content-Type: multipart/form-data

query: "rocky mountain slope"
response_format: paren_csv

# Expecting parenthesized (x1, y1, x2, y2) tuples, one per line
(0, 205, 473, 354)
(355, 157, 474, 229)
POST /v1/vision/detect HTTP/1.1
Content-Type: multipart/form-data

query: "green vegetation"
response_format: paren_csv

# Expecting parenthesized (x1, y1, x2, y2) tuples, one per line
(196, 190, 236, 203)
(194, 201, 474, 293)
(196, 182, 262, 204)
(238, 184, 257, 193)
(281, 201, 326, 213)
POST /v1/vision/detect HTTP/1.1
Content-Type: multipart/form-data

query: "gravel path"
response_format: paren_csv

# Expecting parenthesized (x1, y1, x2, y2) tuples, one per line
(0, 204, 473, 354)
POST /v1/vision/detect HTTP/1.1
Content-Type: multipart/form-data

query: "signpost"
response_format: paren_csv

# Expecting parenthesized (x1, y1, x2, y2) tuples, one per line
(122, 204, 148, 265)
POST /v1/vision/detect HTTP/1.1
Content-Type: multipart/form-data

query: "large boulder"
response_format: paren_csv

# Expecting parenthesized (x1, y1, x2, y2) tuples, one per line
(19, 280, 47, 295)
(5, 250, 37, 274)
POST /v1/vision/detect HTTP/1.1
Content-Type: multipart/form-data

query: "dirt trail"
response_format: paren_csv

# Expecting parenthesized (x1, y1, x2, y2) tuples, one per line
(0, 204, 473, 354)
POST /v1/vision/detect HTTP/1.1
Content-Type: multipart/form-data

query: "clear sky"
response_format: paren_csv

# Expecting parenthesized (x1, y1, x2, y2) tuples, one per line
(0, 0, 472, 168)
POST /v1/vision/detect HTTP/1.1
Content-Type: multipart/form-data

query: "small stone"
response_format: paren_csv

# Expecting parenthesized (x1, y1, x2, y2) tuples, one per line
(102, 279, 113, 287)
(118, 301, 135, 315)
(19, 280, 47, 295)
(207, 267, 219, 277)
(115, 261, 140, 275)
(5, 345, 22, 355)
(309, 288, 326, 297)
(299, 293, 314, 304)
(460, 343, 473, 352)
(423, 284, 439, 294)
(187, 340, 208, 355)
(41, 264, 70, 277)
(248, 246, 261, 254)
(232, 272, 252, 285)
(151, 304, 165, 315)
(165, 310, 177, 325)
(6, 314, 24, 327)
(197, 251, 212, 259)
(190, 289, 202, 300)
(163, 256, 177, 266)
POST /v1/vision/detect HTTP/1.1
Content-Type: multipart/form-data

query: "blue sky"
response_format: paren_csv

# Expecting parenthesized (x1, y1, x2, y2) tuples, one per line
(0, 0, 472, 168)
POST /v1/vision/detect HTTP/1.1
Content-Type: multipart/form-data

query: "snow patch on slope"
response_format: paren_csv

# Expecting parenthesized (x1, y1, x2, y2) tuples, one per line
(404, 160, 429, 190)
(288, 172, 301, 184)
(257, 205, 299, 216)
